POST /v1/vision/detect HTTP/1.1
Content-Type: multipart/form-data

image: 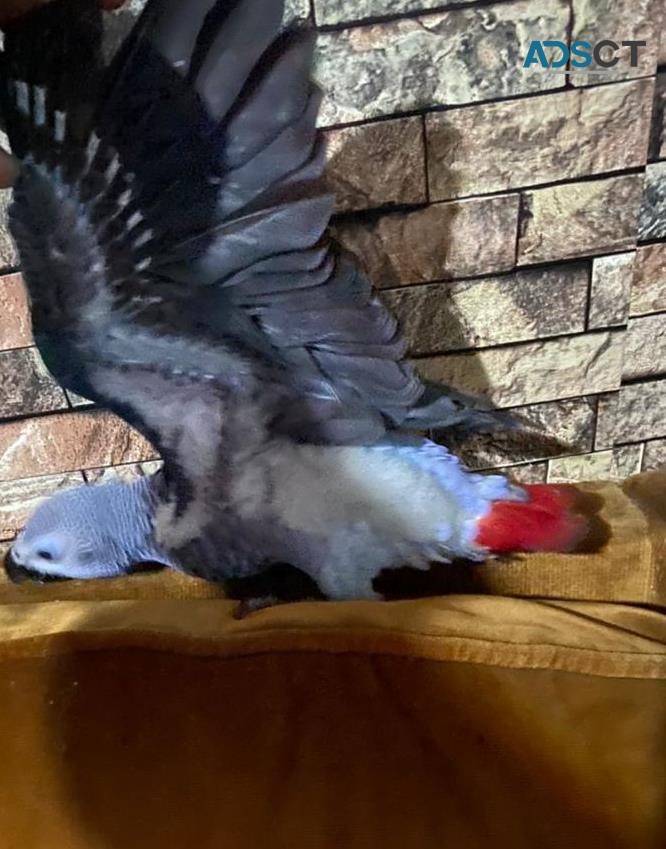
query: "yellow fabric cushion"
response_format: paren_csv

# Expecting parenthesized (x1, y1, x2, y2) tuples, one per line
(0, 472, 664, 848)
(0, 597, 663, 849)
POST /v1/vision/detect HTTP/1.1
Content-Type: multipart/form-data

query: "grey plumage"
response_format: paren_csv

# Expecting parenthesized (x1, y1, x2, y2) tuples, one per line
(1, 0, 518, 603)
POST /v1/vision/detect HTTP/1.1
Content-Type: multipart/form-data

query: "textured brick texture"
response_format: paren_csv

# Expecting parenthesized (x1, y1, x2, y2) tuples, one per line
(569, 0, 660, 86)
(631, 245, 666, 315)
(589, 253, 633, 329)
(0, 273, 31, 348)
(315, 0, 570, 124)
(518, 175, 643, 264)
(426, 80, 654, 200)
(0, 0, 664, 539)
(325, 117, 427, 211)
(333, 195, 519, 284)
(416, 331, 624, 407)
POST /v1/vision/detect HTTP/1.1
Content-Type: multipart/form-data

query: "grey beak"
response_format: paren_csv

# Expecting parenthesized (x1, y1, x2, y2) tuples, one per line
(3, 548, 69, 584)
(4, 547, 32, 583)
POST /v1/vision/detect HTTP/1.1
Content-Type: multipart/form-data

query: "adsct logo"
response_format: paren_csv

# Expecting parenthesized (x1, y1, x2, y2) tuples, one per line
(523, 39, 647, 75)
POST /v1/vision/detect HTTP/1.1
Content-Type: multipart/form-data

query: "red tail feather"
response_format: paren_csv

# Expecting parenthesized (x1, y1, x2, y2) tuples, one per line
(474, 484, 588, 553)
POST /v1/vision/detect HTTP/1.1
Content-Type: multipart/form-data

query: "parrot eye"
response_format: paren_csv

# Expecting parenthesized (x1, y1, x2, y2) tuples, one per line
(33, 539, 65, 563)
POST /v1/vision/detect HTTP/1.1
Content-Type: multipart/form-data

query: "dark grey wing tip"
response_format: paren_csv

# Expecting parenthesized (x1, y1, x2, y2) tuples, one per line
(403, 381, 518, 433)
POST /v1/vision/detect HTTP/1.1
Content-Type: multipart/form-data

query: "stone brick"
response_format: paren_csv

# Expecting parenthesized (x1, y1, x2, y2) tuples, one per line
(594, 392, 619, 450)
(502, 461, 548, 484)
(0, 273, 31, 350)
(0, 189, 18, 271)
(518, 175, 642, 264)
(426, 79, 653, 201)
(314, 0, 477, 26)
(642, 439, 666, 470)
(570, 0, 659, 87)
(382, 264, 588, 355)
(85, 460, 163, 484)
(588, 252, 633, 329)
(623, 314, 666, 380)
(548, 450, 613, 482)
(638, 162, 666, 241)
(614, 380, 666, 443)
(651, 72, 666, 161)
(630, 245, 666, 316)
(416, 330, 624, 408)
(325, 117, 426, 212)
(610, 444, 644, 479)
(548, 445, 642, 482)
(0, 348, 68, 419)
(334, 194, 519, 286)
(66, 390, 94, 409)
(0, 471, 84, 541)
(442, 397, 595, 470)
(285, 0, 311, 20)
(0, 411, 157, 482)
(315, 0, 569, 125)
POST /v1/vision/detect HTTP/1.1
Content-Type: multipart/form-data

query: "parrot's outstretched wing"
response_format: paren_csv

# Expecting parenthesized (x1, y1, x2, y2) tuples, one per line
(1, 0, 504, 467)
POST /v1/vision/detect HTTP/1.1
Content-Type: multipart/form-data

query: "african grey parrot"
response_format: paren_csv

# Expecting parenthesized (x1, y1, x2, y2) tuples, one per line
(2, 0, 587, 609)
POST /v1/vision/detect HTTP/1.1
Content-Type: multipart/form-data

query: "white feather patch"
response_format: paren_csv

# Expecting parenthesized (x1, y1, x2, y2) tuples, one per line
(133, 228, 153, 249)
(268, 444, 464, 544)
(86, 132, 101, 164)
(14, 80, 29, 116)
(54, 110, 67, 143)
(233, 438, 519, 562)
(127, 211, 144, 230)
(106, 154, 120, 182)
(33, 86, 46, 127)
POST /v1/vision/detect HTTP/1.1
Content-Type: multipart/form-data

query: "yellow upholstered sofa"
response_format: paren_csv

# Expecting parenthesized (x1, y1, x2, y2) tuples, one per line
(0, 472, 664, 849)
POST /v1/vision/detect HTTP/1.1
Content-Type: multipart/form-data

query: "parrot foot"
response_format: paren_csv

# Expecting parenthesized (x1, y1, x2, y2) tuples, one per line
(227, 563, 327, 618)
(233, 595, 282, 619)
(232, 591, 326, 619)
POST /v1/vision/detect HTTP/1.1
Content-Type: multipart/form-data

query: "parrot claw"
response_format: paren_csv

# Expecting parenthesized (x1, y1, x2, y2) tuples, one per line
(232, 595, 283, 619)
(233, 588, 326, 618)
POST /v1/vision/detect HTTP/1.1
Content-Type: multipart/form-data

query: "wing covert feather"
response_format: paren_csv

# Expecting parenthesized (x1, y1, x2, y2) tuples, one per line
(1, 0, 506, 453)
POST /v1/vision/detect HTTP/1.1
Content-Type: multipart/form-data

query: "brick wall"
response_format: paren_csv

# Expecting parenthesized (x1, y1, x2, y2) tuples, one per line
(0, 0, 665, 542)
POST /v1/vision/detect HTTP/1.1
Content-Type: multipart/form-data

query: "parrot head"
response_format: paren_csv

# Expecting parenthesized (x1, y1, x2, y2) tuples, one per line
(4, 477, 171, 583)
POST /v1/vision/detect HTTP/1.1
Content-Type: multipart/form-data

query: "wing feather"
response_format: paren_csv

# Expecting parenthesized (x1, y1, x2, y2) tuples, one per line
(1, 0, 507, 463)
